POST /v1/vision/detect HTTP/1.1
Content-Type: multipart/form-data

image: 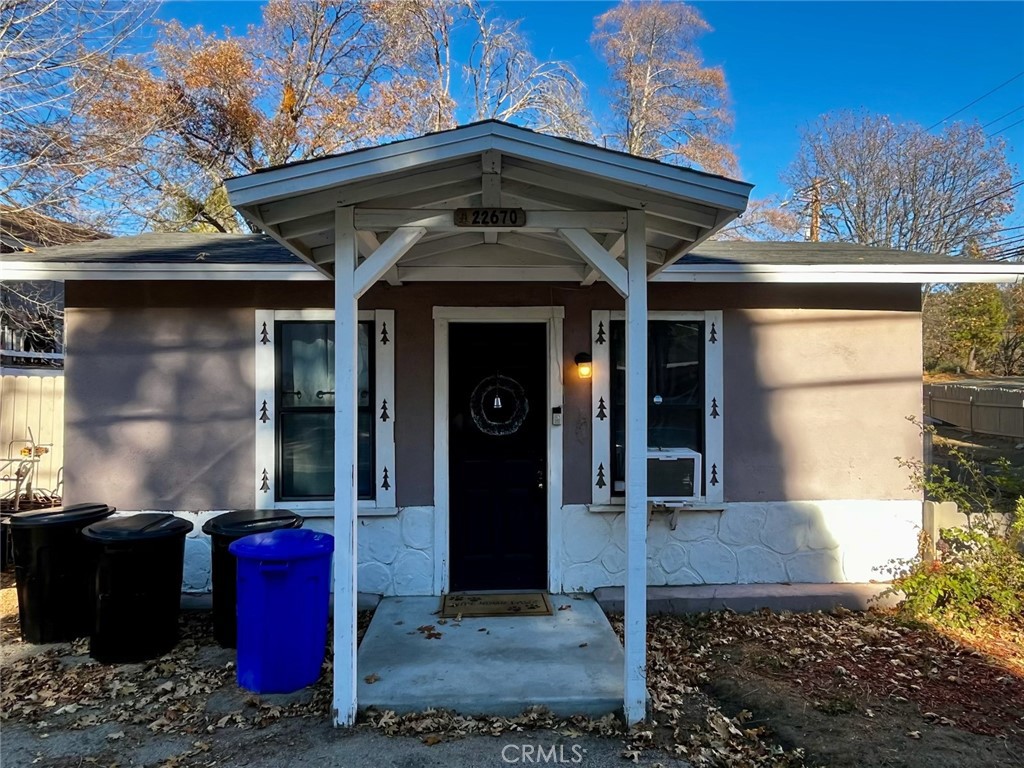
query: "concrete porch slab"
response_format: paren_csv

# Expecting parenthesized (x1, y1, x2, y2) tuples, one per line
(594, 583, 900, 615)
(357, 594, 623, 717)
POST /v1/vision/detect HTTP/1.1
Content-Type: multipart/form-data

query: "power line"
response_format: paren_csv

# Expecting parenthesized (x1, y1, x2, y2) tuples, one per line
(990, 117, 1024, 137)
(863, 179, 1024, 248)
(982, 104, 1024, 129)
(925, 70, 1024, 131)
(972, 224, 1024, 237)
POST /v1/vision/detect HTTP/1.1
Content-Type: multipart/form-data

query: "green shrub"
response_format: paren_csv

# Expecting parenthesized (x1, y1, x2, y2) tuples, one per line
(883, 510, 1024, 626)
(886, 422, 1024, 625)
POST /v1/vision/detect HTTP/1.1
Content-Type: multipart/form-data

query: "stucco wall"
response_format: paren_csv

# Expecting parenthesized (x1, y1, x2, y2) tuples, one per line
(723, 307, 923, 502)
(64, 281, 921, 512)
(64, 307, 257, 510)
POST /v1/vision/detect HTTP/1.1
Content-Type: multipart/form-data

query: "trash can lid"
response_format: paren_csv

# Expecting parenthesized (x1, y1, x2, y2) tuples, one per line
(229, 528, 334, 562)
(3, 503, 114, 528)
(201, 508, 303, 537)
(82, 513, 194, 541)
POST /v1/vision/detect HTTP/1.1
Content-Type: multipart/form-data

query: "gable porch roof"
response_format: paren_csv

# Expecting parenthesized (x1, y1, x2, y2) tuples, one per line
(221, 120, 754, 289)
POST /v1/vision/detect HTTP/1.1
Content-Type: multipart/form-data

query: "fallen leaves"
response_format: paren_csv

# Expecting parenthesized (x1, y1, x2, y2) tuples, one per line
(650, 608, 1024, 743)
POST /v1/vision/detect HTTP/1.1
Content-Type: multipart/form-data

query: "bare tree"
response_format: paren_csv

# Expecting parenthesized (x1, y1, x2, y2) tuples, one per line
(714, 196, 800, 241)
(785, 111, 1017, 257)
(0, 0, 153, 229)
(377, 0, 592, 141)
(374, 0, 460, 134)
(465, 6, 592, 141)
(592, 0, 735, 174)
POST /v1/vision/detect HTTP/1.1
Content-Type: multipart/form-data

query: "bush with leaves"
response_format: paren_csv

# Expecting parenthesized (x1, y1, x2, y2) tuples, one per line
(885, 421, 1024, 626)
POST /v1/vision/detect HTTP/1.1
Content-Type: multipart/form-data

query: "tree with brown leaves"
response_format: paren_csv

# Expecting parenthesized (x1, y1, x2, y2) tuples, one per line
(77, 0, 595, 232)
(592, 0, 735, 175)
(82, 0, 408, 232)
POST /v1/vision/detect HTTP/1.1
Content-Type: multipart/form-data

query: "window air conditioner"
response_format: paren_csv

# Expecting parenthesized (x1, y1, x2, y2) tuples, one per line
(647, 448, 702, 503)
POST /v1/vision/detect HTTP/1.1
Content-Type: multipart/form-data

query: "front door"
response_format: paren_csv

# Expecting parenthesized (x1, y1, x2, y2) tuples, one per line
(449, 323, 547, 591)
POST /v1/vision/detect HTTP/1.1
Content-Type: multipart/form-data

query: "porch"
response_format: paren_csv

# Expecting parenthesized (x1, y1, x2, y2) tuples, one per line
(222, 120, 754, 726)
(357, 594, 623, 716)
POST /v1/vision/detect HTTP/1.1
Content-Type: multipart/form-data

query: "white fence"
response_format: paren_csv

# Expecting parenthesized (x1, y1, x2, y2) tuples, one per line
(0, 371, 64, 500)
(924, 381, 1024, 440)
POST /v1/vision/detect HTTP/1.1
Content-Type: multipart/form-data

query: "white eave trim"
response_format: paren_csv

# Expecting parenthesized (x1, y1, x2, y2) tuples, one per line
(2, 261, 326, 281)
(224, 123, 752, 212)
(655, 263, 1024, 284)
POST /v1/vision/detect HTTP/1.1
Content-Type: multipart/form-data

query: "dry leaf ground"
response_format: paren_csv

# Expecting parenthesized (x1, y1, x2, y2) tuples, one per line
(643, 609, 1023, 768)
(2, 570, 1022, 768)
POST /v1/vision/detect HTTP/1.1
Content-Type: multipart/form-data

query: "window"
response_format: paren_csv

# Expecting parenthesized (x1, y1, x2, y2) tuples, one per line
(255, 310, 396, 513)
(591, 310, 723, 505)
(609, 319, 704, 493)
(276, 321, 375, 500)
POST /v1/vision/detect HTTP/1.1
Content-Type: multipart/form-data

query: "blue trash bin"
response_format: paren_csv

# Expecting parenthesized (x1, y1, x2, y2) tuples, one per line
(229, 528, 334, 694)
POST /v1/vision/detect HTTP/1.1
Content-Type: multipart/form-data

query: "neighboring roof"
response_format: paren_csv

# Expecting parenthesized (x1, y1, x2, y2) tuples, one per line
(0, 207, 109, 253)
(657, 241, 1024, 283)
(5, 233, 1022, 284)
(2, 232, 322, 281)
(6, 232, 305, 264)
(680, 241, 967, 266)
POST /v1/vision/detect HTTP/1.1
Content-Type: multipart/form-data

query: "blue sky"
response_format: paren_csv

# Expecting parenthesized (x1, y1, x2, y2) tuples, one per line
(156, 1, 1024, 215)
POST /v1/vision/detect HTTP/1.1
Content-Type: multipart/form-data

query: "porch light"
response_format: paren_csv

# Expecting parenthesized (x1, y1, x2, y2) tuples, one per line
(574, 352, 593, 380)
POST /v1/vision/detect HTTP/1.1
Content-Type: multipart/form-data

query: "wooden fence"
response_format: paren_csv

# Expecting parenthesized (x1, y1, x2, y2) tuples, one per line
(924, 381, 1024, 440)
(0, 371, 64, 499)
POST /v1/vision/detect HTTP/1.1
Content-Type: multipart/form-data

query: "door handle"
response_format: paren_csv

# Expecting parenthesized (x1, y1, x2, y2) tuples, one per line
(536, 470, 545, 491)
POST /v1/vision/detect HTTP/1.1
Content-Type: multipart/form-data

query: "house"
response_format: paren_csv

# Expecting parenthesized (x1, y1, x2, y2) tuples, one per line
(5, 121, 1023, 724)
(0, 208, 104, 502)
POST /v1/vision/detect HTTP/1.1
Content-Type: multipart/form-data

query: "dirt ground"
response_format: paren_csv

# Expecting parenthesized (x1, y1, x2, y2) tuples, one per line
(2, 571, 1022, 768)
(671, 611, 1024, 768)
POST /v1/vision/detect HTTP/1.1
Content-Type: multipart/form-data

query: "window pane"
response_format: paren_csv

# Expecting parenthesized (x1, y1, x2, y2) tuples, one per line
(278, 321, 374, 500)
(649, 321, 703, 449)
(280, 411, 334, 498)
(281, 322, 334, 407)
(358, 407, 374, 499)
(609, 320, 704, 489)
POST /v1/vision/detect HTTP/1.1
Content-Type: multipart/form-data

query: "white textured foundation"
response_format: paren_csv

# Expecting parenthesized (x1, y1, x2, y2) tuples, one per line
(144, 500, 918, 595)
(559, 500, 921, 592)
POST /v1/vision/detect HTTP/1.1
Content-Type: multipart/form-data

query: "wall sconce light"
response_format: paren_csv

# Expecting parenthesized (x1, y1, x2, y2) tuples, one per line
(574, 352, 593, 380)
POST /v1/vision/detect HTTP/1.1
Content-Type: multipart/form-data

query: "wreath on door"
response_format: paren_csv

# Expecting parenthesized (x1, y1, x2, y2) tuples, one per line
(469, 374, 529, 436)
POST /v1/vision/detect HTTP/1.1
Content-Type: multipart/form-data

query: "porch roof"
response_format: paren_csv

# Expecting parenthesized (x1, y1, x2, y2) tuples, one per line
(221, 120, 754, 287)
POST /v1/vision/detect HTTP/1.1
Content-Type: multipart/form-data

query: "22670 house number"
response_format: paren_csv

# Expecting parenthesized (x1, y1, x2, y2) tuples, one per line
(454, 207, 526, 227)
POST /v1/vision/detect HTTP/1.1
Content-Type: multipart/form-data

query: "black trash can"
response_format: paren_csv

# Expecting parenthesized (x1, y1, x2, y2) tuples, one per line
(202, 509, 303, 647)
(3, 503, 114, 643)
(82, 513, 193, 663)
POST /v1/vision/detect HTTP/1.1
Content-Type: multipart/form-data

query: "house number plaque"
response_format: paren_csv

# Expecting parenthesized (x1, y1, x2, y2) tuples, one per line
(454, 207, 526, 227)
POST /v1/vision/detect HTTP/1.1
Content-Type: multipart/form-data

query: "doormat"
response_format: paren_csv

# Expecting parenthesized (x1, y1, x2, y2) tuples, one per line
(441, 592, 553, 618)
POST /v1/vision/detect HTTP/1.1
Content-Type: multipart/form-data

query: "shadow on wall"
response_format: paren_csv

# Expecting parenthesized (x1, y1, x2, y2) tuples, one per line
(63, 307, 257, 513)
(720, 307, 922, 583)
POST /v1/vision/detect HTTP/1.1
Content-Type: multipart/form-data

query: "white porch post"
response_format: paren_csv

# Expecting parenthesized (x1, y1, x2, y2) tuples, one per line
(623, 209, 648, 725)
(333, 206, 359, 726)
